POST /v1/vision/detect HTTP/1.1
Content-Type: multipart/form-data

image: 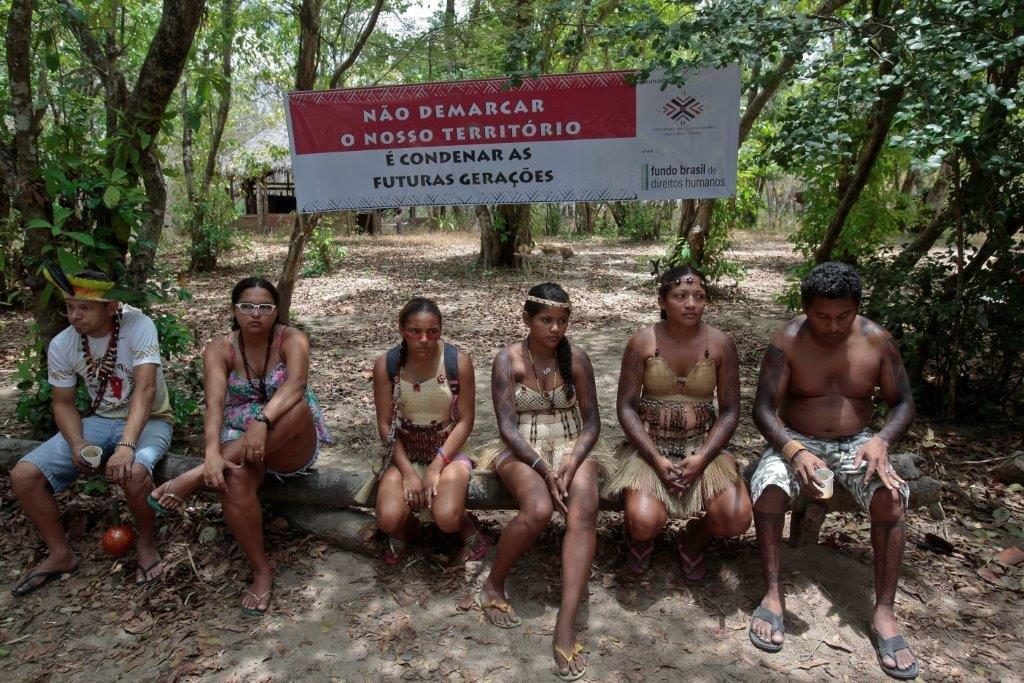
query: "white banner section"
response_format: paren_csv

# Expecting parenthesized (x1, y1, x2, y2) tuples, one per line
(286, 66, 739, 212)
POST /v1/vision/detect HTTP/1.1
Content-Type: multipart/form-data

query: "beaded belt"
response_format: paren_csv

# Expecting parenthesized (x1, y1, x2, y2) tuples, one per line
(638, 397, 715, 457)
(397, 420, 453, 464)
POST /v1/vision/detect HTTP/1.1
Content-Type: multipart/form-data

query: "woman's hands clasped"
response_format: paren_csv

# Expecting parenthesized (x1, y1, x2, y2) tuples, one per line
(421, 459, 444, 509)
(403, 469, 426, 510)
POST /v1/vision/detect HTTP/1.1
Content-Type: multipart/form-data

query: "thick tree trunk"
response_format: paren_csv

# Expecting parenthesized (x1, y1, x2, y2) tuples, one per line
(8, 0, 61, 341)
(478, 204, 531, 268)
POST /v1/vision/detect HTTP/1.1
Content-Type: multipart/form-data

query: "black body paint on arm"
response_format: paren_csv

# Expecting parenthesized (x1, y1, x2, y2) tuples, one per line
(752, 343, 793, 451)
(877, 335, 915, 445)
(616, 342, 663, 466)
(700, 336, 740, 461)
(568, 347, 601, 464)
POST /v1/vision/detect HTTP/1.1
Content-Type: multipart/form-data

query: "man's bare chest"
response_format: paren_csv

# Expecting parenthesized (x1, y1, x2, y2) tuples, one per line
(787, 344, 881, 399)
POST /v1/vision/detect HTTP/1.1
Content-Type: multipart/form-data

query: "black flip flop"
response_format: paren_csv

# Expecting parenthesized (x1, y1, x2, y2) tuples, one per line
(748, 605, 785, 653)
(135, 559, 164, 585)
(11, 564, 78, 597)
(871, 628, 920, 680)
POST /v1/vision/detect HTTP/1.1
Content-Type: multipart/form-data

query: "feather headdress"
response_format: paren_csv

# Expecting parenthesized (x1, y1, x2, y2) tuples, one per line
(43, 264, 116, 301)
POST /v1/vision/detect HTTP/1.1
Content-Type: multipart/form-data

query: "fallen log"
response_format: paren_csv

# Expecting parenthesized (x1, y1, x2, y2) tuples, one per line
(1, 438, 943, 548)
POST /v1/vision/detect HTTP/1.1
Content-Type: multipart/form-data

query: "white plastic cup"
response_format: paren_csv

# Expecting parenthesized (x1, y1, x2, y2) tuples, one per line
(814, 468, 834, 499)
(80, 445, 103, 469)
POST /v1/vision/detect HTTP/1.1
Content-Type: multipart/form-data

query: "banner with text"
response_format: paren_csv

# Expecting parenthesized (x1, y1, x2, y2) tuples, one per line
(286, 66, 739, 212)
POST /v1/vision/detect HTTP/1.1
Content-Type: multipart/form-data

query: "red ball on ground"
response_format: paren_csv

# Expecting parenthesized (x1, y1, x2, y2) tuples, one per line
(102, 524, 136, 558)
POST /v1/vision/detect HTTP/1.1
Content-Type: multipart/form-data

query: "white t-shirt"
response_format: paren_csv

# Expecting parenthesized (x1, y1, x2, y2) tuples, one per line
(47, 304, 173, 422)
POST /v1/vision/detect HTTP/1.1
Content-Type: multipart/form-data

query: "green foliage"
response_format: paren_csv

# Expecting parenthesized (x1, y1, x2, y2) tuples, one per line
(175, 187, 241, 271)
(81, 476, 109, 496)
(156, 311, 204, 436)
(302, 220, 348, 278)
(14, 328, 91, 438)
(614, 203, 660, 241)
(666, 226, 744, 286)
(787, 151, 920, 262)
(863, 242, 1024, 416)
(0, 209, 25, 305)
(532, 204, 563, 236)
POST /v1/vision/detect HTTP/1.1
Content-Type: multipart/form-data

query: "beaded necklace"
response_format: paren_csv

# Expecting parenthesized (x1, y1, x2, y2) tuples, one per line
(238, 325, 274, 404)
(80, 309, 122, 413)
(524, 337, 558, 410)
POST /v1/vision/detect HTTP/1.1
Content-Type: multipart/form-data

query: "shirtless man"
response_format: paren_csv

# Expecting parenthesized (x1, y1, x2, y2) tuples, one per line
(747, 262, 918, 680)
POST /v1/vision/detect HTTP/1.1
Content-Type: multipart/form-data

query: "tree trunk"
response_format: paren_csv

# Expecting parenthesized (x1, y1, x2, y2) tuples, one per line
(8, 0, 62, 341)
(575, 203, 595, 234)
(813, 3, 905, 264)
(277, 212, 321, 323)
(258, 177, 268, 233)
(478, 205, 531, 268)
(278, 0, 382, 320)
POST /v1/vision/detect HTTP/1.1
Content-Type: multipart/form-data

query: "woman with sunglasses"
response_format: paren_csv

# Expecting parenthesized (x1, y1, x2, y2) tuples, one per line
(363, 297, 487, 566)
(149, 276, 331, 616)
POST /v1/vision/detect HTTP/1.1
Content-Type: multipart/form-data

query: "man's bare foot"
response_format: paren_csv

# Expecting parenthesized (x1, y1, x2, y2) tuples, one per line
(872, 606, 918, 674)
(476, 582, 521, 628)
(241, 567, 274, 616)
(11, 550, 79, 597)
(553, 622, 587, 680)
(750, 592, 785, 648)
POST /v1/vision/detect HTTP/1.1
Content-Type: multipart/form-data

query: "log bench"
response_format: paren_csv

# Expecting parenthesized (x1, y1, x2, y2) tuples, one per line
(0, 438, 942, 552)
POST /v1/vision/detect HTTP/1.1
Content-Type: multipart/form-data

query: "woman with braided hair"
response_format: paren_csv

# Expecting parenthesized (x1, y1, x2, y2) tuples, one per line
(475, 282, 612, 682)
(366, 297, 487, 566)
(149, 277, 331, 616)
(603, 265, 751, 579)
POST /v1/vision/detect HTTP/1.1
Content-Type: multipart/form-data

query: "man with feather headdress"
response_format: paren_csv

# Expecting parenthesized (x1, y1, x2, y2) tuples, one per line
(9, 266, 173, 595)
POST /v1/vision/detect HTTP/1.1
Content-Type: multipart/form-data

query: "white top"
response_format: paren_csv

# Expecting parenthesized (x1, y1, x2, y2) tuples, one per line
(47, 304, 172, 421)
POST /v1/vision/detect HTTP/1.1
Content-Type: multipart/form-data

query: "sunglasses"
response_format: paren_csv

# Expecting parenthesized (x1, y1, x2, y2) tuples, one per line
(235, 303, 277, 316)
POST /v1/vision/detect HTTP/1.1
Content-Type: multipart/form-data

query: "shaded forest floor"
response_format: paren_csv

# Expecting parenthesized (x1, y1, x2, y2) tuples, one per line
(0, 229, 1021, 680)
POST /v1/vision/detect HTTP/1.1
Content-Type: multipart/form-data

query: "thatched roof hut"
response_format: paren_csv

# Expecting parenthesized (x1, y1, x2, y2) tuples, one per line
(223, 124, 295, 220)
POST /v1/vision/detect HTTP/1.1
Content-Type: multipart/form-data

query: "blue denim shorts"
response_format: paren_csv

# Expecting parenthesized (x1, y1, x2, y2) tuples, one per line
(20, 416, 173, 493)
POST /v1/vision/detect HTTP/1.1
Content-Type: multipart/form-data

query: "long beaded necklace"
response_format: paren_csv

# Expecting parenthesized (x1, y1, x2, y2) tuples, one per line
(80, 309, 122, 413)
(524, 337, 558, 409)
(238, 325, 274, 404)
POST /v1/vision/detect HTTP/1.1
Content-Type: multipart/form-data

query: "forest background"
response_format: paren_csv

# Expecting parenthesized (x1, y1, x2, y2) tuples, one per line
(1, 0, 1020, 432)
(0, 1, 1021, 678)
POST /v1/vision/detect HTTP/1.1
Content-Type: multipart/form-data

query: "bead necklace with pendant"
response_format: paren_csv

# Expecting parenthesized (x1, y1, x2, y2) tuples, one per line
(524, 337, 557, 409)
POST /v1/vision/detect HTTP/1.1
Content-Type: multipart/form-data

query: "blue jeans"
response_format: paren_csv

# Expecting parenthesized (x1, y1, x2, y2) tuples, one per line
(20, 416, 173, 493)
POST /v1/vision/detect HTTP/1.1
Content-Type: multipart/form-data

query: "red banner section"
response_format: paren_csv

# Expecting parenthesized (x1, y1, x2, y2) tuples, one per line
(289, 72, 637, 155)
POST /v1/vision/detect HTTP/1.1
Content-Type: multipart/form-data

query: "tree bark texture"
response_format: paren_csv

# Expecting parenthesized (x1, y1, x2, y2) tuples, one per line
(478, 204, 531, 268)
(8, 0, 62, 342)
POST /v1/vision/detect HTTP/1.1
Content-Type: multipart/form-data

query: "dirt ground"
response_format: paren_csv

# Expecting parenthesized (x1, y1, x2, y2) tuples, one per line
(0, 229, 1021, 681)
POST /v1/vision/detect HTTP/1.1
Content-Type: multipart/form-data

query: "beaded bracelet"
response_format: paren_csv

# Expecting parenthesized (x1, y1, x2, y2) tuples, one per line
(781, 439, 806, 463)
(435, 448, 453, 466)
(530, 456, 543, 471)
(115, 440, 137, 452)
